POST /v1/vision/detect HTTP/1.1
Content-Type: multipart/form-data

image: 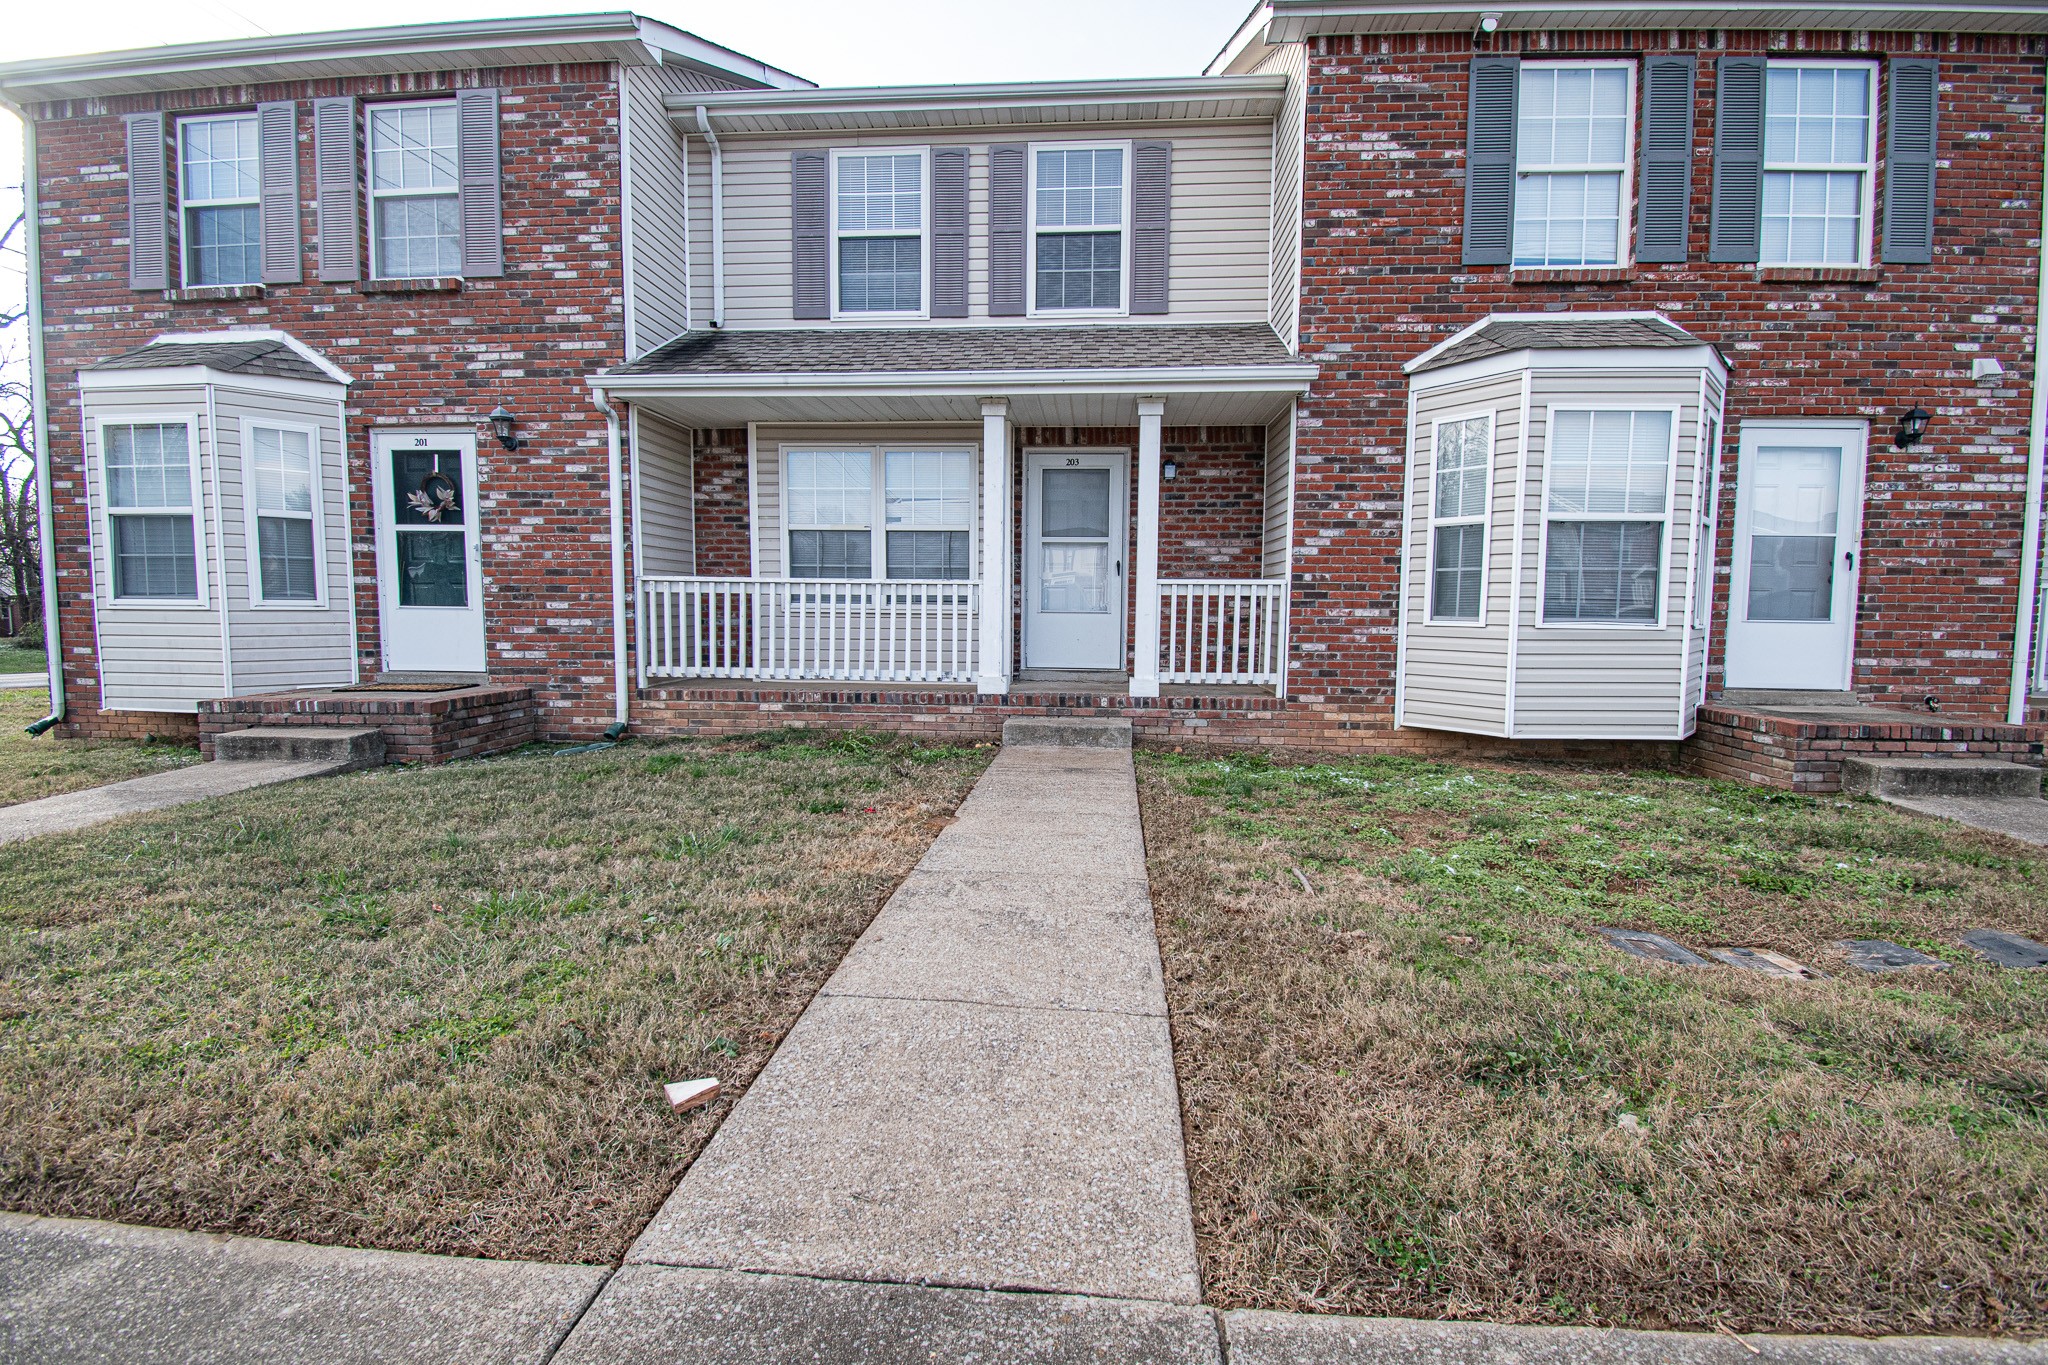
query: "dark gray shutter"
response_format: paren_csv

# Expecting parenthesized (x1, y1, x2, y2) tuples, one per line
(1132, 140, 1171, 314)
(791, 150, 828, 320)
(313, 97, 360, 283)
(456, 88, 503, 278)
(931, 146, 969, 318)
(1636, 55, 1697, 264)
(1463, 57, 1519, 266)
(124, 112, 169, 291)
(257, 100, 302, 285)
(988, 143, 1026, 316)
(1709, 55, 1767, 263)
(1882, 57, 1940, 265)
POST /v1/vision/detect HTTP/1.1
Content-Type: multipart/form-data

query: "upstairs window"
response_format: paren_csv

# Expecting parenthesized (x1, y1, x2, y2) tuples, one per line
(179, 114, 261, 287)
(1031, 144, 1128, 312)
(103, 420, 203, 602)
(786, 447, 973, 580)
(832, 150, 927, 316)
(367, 101, 461, 279)
(1429, 414, 1491, 622)
(1514, 63, 1635, 268)
(1542, 409, 1674, 625)
(248, 423, 321, 603)
(1762, 62, 1875, 266)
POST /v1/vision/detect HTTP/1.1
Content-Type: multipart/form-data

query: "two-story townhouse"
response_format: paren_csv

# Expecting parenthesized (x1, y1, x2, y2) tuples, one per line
(1209, 0, 2048, 786)
(0, 16, 806, 753)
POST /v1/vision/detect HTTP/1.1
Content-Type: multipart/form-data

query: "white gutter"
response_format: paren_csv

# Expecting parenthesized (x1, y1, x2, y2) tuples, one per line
(695, 106, 724, 329)
(669, 74, 1289, 123)
(591, 365, 1320, 398)
(593, 389, 631, 728)
(2007, 62, 2048, 724)
(14, 110, 63, 730)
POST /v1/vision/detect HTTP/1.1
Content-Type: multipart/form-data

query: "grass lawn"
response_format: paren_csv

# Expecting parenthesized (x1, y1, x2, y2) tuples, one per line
(1141, 752, 2048, 1338)
(0, 730, 990, 1263)
(0, 688, 199, 808)
(0, 645, 46, 676)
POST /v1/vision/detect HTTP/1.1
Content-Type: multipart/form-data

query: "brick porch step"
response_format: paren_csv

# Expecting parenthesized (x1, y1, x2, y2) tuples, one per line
(1001, 717, 1133, 749)
(212, 726, 386, 770)
(1841, 756, 2043, 799)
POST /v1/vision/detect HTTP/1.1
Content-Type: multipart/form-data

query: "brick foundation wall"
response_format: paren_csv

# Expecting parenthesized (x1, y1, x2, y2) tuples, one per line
(1686, 705, 2046, 794)
(54, 710, 200, 746)
(32, 64, 627, 743)
(196, 686, 539, 765)
(1293, 29, 2048, 720)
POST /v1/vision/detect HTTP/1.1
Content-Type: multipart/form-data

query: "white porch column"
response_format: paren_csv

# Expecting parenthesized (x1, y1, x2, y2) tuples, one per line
(978, 399, 1012, 694)
(1132, 397, 1166, 698)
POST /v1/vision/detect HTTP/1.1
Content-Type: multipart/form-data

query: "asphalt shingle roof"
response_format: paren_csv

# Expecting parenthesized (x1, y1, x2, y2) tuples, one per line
(610, 323, 1303, 377)
(1413, 315, 1708, 373)
(89, 338, 336, 384)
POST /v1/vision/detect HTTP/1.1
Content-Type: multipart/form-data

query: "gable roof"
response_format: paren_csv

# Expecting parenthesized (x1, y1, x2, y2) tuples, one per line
(1256, 0, 2048, 42)
(86, 331, 349, 386)
(608, 324, 1308, 379)
(0, 13, 809, 104)
(1404, 312, 1718, 373)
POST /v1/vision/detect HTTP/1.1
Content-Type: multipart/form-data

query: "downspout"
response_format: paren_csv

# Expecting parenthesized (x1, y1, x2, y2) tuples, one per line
(14, 110, 64, 734)
(594, 387, 631, 732)
(695, 106, 725, 328)
(2007, 64, 2048, 724)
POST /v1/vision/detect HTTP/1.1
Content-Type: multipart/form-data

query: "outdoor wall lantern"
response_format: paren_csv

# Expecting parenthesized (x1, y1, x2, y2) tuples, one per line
(489, 406, 528, 452)
(1893, 406, 1931, 451)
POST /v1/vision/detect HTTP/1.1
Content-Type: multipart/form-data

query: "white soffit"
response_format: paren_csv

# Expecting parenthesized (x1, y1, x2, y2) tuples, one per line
(670, 76, 1290, 134)
(1265, 0, 2048, 36)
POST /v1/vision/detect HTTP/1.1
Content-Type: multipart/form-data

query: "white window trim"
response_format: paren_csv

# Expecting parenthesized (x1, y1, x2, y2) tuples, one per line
(97, 413, 209, 610)
(1511, 59, 1638, 272)
(1533, 403, 1683, 632)
(365, 98, 461, 282)
(1424, 410, 1493, 627)
(1026, 139, 1134, 318)
(828, 146, 932, 322)
(1762, 58, 1880, 269)
(780, 442, 979, 581)
(240, 416, 328, 609)
(176, 111, 261, 290)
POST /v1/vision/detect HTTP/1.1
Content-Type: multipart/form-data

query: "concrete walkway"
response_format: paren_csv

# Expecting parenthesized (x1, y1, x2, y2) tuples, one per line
(0, 675, 45, 692)
(626, 732, 1201, 1303)
(0, 758, 358, 845)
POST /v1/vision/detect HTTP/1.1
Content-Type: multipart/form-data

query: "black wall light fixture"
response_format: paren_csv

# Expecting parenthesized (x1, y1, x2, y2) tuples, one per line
(1893, 405, 1931, 450)
(489, 406, 528, 452)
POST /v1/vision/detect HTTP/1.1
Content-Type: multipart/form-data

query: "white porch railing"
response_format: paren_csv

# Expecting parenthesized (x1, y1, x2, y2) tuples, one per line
(642, 576, 979, 683)
(1158, 579, 1286, 686)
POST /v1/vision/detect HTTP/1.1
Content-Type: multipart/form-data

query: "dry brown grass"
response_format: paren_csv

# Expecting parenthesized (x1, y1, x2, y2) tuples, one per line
(0, 730, 989, 1263)
(1141, 751, 2048, 1336)
(0, 688, 198, 808)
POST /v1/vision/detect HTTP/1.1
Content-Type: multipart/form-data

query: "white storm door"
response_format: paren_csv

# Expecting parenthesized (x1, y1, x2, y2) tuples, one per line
(373, 430, 486, 674)
(1724, 422, 1865, 691)
(1024, 450, 1127, 670)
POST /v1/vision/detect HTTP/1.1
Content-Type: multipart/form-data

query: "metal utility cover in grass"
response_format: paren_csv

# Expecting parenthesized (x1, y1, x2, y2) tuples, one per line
(1836, 939, 1951, 971)
(1709, 947, 1823, 980)
(1959, 929, 2048, 969)
(1595, 928, 1709, 966)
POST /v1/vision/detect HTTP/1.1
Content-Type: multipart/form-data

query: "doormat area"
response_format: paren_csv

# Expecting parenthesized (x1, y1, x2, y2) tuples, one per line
(332, 682, 476, 694)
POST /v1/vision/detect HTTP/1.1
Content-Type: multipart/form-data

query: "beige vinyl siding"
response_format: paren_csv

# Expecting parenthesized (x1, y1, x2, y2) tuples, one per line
(82, 385, 225, 712)
(689, 121, 1273, 328)
(1399, 374, 1524, 736)
(1254, 42, 1306, 349)
(750, 423, 982, 580)
(215, 386, 354, 695)
(623, 65, 693, 354)
(1510, 369, 1704, 740)
(635, 409, 696, 574)
(1263, 403, 1293, 579)
(1683, 371, 1728, 721)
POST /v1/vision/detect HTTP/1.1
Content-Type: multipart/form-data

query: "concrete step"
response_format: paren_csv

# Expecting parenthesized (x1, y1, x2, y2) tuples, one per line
(1001, 717, 1132, 750)
(1721, 688, 1861, 708)
(1841, 755, 2042, 799)
(212, 726, 386, 769)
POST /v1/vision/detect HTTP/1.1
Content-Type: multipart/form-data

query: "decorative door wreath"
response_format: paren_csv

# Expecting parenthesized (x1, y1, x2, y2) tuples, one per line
(407, 470, 460, 522)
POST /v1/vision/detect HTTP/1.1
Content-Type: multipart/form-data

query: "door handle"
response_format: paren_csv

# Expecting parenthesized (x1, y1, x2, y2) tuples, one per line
(1843, 550, 1855, 570)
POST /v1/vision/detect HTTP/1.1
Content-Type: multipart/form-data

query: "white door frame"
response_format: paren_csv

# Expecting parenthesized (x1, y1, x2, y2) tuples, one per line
(1724, 419, 1867, 692)
(371, 428, 487, 674)
(1022, 447, 1129, 672)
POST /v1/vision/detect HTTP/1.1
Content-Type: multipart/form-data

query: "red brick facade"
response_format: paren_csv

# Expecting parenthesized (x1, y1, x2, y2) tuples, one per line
(689, 427, 753, 578)
(30, 62, 627, 741)
(1292, 29, 2048, 719)
(196, 684, 539, 765)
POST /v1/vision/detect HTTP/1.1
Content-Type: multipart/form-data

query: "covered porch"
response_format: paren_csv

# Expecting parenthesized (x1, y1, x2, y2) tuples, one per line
(597, 324, 1315, 701)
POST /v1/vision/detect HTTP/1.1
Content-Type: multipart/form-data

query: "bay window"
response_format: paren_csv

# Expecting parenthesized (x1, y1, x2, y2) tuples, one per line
(1031, 143, 1128, 312)
(1762, 62, 1876, 267)
(786, 447, 974, 580)
(1513, 63, 1634, 268)
(1429, 414, 1491, 621)
(103, 420, 203, 602)
(179, 114, 261, 287)
(832, 150, 927, 316)
(368, 101, 461, 279)
(1542, 409, 1674, 625)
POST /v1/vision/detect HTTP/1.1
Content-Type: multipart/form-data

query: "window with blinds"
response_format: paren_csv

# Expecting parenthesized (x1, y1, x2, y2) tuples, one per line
(179, 114, 262, 287)
(103, 421, 203, 602)
(1542, 409, 1675, 625)
(1761, 63, 1876, 267)
(786, 447, 974, 580)
(1513, 63, 1636, 268)
(1030, 143, 1129, 313)
(367, 101, 461, 279)
(832, 150, 928, 317)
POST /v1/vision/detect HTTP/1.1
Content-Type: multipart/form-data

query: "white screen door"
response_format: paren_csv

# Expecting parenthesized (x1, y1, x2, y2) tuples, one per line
(1024, 450, 1127, 670)
(1724, 422, 1865, 691)
(372, 430, 486, 674)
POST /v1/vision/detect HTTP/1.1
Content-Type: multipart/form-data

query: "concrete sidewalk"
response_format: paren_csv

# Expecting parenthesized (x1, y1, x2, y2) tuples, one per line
(625, 737, 1202, 1303)
(0, 757, 356, 845)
